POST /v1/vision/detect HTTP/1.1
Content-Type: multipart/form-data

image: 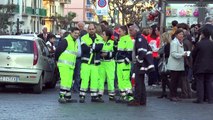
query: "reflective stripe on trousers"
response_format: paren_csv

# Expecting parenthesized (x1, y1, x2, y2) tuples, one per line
(58, 60, 75, 66)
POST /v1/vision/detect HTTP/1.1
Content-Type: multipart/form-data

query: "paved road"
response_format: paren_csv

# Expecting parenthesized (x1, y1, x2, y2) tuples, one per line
(0, 85, 213, 120)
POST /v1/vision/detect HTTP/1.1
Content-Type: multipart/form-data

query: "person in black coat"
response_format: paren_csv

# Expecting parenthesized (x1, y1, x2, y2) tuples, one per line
(128, 25, 154, 106)
(37, 27, 51, 42)
(192, 24, 213, 104)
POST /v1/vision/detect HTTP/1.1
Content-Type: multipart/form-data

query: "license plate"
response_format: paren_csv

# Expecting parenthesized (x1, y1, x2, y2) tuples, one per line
(0, 76, 19, 82)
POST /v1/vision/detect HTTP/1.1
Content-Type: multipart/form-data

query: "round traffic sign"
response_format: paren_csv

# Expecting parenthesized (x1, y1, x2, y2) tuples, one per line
(98, 0, 107, 8)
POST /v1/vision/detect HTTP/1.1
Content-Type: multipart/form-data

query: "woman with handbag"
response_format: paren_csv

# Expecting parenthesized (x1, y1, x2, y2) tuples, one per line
(158, 32, 171, 98)
(167, 29, 187, 102)
(147, 25, 161, 86)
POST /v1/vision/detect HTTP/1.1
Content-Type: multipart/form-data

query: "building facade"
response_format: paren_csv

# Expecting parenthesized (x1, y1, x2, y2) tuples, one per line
(42, 0, 71, 33)
(0, 0, 47, 34)
(64, 0, 95, 22)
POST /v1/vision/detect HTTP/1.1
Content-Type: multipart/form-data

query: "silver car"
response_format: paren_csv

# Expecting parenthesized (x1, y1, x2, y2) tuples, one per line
(0, 35, 57, 93)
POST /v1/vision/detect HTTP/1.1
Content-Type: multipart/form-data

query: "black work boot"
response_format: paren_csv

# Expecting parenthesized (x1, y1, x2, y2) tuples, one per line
(91, 96, 104, 103)
(115, 96, 127, 103)
(65, 96, 77, 103)
(58, 94, 66, 104)
(79, 96, 85, 103)
(109, 96, 116, 101)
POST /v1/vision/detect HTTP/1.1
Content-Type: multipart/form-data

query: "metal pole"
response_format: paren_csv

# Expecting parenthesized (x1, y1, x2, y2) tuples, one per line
(17, 18, 19, 34)
(160, 0, 166, 35)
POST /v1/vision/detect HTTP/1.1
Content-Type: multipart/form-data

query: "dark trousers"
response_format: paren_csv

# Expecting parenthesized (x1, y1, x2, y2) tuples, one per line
(134, 73, 146, 104)
(170, 71, 185, 98)
(180, 66, 192, 98)
(160, 73, 170, 95)
(72, 58, 81, 92)
(195, 73, 213, 103)
(148, 58, 160, 85)
(181, 75, 192, 98)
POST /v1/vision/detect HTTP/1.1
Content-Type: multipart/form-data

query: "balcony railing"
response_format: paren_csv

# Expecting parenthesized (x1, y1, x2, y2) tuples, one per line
(14, 5, 19, 13)
(25, 7, 33, 14)
(39, 9, 47, 17)
(35, 8, 47, 17)
(13, 5, 46, 17)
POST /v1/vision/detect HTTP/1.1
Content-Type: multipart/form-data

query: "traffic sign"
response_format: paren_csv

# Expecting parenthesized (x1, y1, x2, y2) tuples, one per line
(96, 0, 108, 15)
(98, 0, 107, 8)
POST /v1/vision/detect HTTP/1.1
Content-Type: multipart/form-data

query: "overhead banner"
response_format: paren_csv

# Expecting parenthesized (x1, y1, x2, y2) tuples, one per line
(96, 0, 108, 15)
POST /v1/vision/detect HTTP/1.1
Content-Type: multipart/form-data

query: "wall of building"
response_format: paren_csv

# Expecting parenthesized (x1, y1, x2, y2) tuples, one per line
(0, 0, 44, 34)
(64, 0, 85, 21)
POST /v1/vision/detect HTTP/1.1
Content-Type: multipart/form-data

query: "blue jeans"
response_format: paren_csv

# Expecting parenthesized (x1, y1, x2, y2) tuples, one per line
(72, 58, 81, 92)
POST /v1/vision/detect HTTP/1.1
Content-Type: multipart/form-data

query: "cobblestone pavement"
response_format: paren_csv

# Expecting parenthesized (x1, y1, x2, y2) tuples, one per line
(0, 85, 213, 120)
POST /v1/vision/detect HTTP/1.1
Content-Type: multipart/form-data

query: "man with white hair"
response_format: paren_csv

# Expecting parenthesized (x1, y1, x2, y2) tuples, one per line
(128, 25, 154, 106)
(38, 26, 50, 42)
(77, 21, 87, 37)
(205, 16, 213, 24)
(60, 29, 66, 37)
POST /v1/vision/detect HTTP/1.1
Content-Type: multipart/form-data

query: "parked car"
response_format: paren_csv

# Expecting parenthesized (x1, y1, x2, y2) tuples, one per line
(21, 33, 37, 37)
(0, 35, 58, 93)
(22, 34, 61, 48)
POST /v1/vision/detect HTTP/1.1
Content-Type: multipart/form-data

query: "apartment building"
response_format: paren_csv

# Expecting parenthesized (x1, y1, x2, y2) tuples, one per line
(64, 0, 95, 22)
(43, 0, 71, 33)
(0, 0, 46, 34)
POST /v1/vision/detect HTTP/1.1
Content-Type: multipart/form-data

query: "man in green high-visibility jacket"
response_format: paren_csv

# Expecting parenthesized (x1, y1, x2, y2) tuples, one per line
(55, 27, 80, 103)
(79, 24, 104, 103)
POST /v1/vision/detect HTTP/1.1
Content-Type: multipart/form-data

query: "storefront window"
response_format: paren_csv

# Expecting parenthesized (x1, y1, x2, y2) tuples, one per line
(166, 4, 198, 28)
(207, 4, 213, 16)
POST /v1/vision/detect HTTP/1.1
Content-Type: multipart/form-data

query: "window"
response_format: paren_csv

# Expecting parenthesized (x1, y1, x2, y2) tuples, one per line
(87, 0, 91, 5)
(86, 12, 92, 18)
(38, 40, 50, 57)
(0, 39, 33, 53)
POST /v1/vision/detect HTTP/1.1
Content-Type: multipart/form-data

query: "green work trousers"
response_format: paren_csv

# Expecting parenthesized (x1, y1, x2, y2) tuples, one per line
(58, 65, 74, 97)
(80, 63, 99, 97)
(99, 60, 115, 96)
(117, 62, 132, 96)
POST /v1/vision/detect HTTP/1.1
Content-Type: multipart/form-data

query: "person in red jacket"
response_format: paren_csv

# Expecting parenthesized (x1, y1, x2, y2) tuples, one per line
(142, 27, 151, 40)
(147, 24, 160, 86)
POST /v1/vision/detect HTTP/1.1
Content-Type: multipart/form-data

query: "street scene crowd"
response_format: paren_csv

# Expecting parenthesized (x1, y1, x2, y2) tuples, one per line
(37, 17, 213, 106)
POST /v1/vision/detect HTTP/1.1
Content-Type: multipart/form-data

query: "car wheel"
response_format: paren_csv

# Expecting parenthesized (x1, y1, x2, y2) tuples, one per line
(33, 75, 43, 94)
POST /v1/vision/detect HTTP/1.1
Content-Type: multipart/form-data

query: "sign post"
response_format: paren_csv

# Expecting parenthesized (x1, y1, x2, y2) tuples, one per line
(16, 0, 22, 34)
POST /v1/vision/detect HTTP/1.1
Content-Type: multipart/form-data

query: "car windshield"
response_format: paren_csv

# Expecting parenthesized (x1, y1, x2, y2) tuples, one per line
(0, 39, 33, 53)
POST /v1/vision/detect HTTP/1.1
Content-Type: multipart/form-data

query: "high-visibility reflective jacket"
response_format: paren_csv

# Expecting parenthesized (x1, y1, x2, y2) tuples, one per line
(57, 34, 78, 68)
(101, 39, 115, 61)
(115, 35, 133, 64)
(81, 33, 104, 65)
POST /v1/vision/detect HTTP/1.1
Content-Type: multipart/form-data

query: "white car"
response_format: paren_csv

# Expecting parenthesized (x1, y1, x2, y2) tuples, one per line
(0, 35, 58, 93)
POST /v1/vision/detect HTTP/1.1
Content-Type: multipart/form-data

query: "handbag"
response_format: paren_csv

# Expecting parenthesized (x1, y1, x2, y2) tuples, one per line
(158, 54, 169, 75)
(158, 44, 165, 55)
